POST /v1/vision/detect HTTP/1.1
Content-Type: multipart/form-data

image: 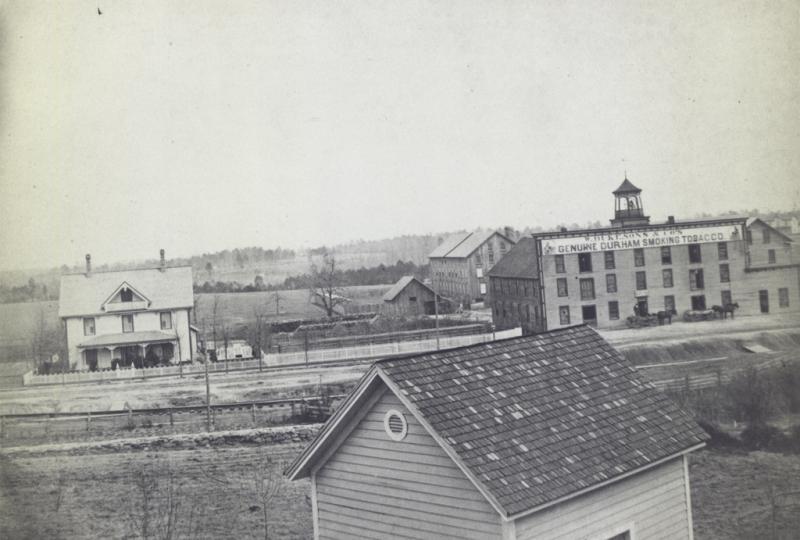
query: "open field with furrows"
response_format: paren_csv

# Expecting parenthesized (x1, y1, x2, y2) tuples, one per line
(1, 440, 797, 540)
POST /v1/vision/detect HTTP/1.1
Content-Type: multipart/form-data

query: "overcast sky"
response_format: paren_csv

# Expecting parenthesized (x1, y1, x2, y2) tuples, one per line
(1, 0, 798, 271)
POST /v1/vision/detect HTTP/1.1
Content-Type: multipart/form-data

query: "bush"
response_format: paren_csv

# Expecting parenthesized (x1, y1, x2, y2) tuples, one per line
(725, 367, 777, 425)
(740, 424, 790, 452)
(772, 361, 800, 413)
(697, 420, 741, 450)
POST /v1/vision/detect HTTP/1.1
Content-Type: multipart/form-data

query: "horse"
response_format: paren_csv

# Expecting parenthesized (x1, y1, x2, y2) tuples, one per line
(711, 302, 739, 320)
(656, 310, 673, 325)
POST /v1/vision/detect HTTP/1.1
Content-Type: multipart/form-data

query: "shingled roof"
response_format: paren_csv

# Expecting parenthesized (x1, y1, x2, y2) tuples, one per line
(382, 276, 435, 302)
(487, 237, 539, 278)
(286, 325, 707, 518)
(429, 230, 514, 259)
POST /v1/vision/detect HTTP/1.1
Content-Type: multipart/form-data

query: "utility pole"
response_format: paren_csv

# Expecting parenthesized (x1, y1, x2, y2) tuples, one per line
(204, 351, 211, 432)
(433, 283, 440, 351)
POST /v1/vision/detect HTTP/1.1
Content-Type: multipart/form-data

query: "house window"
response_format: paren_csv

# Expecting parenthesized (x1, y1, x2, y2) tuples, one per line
(122, 314, 134, 333)
(160, 312, 172, 330)
(606, 273, 617, 293)
(689, 269, 705, 290)
(476, 267, 483, 278)
(661, 246, 672, 265)
(608, 301, 619, 320)
(768, 249, 776, 264)
(408, 296, 417, 302)
(662, 269, 673, 288)
(763, 229, 770, 243)
(83, 317, 96, 336)
(488, 246, 495, 266)
(559, 306, 570, 325)
(555, 255, 565, 273)
(688, 244, 702, 263)
(719, 264, 730, 283)
(635, 271, 647, 290)
(578, 253, 593, 273)
(604, 251, 615, 270)
(500, 241, 507, 254)
(779, 288, 789, 307)
(634, 248, 645, 267)
(718, 242, 728, 260)
(480, 283, 487, 295)
(721, 290, 732, 306)
(120, 288, 133, 302)
(580, 278, 595, 300)
(557, 278, 568, 297)
(664, 295, 675, 314)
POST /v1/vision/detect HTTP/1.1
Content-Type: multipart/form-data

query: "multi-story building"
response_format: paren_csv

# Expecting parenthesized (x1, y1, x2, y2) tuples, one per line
(486, 238, 544, 334)
(490, 178, 799, 331)
(429, 230, 515, 307)
(59, 251, 198, 370)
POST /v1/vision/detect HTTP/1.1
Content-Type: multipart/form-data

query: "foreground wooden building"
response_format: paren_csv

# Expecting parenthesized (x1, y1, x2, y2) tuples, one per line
(286, 325, 707, 539)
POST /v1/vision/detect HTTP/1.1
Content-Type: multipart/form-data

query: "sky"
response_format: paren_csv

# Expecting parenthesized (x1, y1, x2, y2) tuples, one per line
(1, 0, 798, 271)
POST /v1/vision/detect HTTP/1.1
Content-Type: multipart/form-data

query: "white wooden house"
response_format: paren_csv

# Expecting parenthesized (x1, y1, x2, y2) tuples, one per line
(59, 252, 198, 371)
(286, 325, 707, 539)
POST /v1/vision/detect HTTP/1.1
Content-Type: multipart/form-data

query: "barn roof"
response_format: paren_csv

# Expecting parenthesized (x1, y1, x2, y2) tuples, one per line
(487, 237, 539, 279)
(286, 325, 707, 518)
(746, 217, 794, 242)
(382, 276, 435, 302)
(59, 266, 194, 318)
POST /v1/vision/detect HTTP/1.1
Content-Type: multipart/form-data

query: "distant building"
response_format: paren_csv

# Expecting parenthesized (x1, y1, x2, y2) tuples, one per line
(493, 178, 799, 330)
(380, 276, 448, 317)
(429, 230, 515, 307)
(59, 251, 198, 371)
(769, 215, 800, 235)
(204, 339, 253, 360)
(486, 237, 543, 335)
(287, 325, 707, 539)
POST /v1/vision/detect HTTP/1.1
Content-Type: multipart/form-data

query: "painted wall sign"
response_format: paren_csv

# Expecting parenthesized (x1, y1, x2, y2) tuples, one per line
(541, 224, 742, 255)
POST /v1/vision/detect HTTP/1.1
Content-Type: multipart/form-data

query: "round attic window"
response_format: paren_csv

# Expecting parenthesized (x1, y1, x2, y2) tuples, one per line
(383, 410, 408, 441)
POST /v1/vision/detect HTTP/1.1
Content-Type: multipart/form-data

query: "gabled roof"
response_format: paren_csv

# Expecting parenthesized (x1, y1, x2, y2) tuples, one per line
(746, 217, 794, 242)
(59, 266, 194, 318)
(487, 237, 539, 278)
(612, 178, 641, 194)
(429, 230, 514, 259)
(382, 276, 435, 302)
(286, 325, 707, 518)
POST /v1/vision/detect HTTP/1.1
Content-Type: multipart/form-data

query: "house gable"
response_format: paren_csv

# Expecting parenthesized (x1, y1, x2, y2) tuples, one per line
(314, 381, 501, 539)
(102, 281, 150, 309)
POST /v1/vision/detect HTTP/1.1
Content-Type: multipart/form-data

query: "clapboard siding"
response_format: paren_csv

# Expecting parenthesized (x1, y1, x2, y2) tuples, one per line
(316, 390, 501, 539)
(514, 457, 689, 540)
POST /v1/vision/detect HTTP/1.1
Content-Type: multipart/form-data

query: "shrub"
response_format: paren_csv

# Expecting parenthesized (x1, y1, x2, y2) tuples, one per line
(740, 424, 790, 452)
(697, 420, 741, 449)
(772, 361, 800, 413)
(725, 367, 777, 425)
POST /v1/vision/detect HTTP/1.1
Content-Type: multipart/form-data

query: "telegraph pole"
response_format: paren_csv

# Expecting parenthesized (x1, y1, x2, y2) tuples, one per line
(433, 282, 440, 350)
(204, 352, 211, 432)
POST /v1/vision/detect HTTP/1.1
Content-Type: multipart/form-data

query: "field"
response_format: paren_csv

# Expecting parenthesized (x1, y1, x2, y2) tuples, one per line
(1, 438, 798, 539)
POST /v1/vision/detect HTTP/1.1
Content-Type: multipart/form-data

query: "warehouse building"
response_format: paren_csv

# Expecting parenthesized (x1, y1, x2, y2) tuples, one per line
(490, 178, 799, 331)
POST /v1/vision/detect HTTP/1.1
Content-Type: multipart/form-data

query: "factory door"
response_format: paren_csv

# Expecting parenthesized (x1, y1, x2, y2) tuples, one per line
(759, 290, 769, 313)
(581, 305, 597, 326)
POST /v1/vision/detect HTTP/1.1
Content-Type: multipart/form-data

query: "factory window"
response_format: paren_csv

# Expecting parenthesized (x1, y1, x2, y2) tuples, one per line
(719, 264, 730, 283)
(661, 246, 672, 265)
(763, 229, 771, 244)
(604, 251, 615, 270)
(717, 242, 728, 260)
(606, 274, 617, 293)
(689, 269, 705, 290)
(662, 269, 673, 288)
(634, 248, 645, 267)
(578, 253, 593, 273)
(779, 288, 789, 307)
(83, 317, 96, 336)
(555, 255, 565, 273)
(664, 295, 675, 314)
(580, 278, 595, 300)
(608, 301, 619, 320)
(691, 295, 707, 310)
(557, 278, 568, 297)
(635, 271, 647, 291)
(768, 249, 776, 264)
(721, 290, 732, 306)
(688, 244, 702, 264)
(559, 306, 570, 325)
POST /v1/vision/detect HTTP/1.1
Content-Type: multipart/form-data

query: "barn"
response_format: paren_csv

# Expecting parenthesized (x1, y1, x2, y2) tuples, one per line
(381, 276, 446, 317)
(286, 325, 707, 539)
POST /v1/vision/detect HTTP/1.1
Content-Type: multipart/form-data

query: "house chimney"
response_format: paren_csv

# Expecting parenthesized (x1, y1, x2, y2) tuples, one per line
(504, 226, 515, 241)
(667, 216, 675, 224)
(159, 249, 166, 271)
(85, 254, 92, 276)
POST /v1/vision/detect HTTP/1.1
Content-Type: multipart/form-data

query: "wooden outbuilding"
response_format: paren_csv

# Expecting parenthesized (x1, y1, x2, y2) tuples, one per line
(286, 325, 707, 539)
(380, 276, 445, 317)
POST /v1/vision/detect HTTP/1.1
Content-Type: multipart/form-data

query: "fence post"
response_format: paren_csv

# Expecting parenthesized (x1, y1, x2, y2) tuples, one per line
(684, 374, 690, 393)
(169, 411, 174, 429)
(251, 403, 256, 425)
(86, 411, 91, 432)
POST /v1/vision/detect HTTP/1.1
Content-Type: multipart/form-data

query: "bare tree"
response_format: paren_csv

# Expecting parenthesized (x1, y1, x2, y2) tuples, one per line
(250, 453, 286, 540)
(308, 253, 348, 318)
(250, 306, 270, 371)
(30, 305, 63, 372)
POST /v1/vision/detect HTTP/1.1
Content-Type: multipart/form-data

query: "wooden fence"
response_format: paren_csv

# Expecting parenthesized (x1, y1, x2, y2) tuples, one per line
(22, 327, 522, 386)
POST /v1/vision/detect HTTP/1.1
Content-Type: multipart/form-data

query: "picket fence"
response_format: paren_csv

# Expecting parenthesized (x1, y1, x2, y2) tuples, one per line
(22, 327, 522, 386)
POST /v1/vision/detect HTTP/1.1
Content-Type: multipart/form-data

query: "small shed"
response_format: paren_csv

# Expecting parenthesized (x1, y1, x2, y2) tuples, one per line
(286, 325, 707, 539)
(381, 276, 444, 316)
